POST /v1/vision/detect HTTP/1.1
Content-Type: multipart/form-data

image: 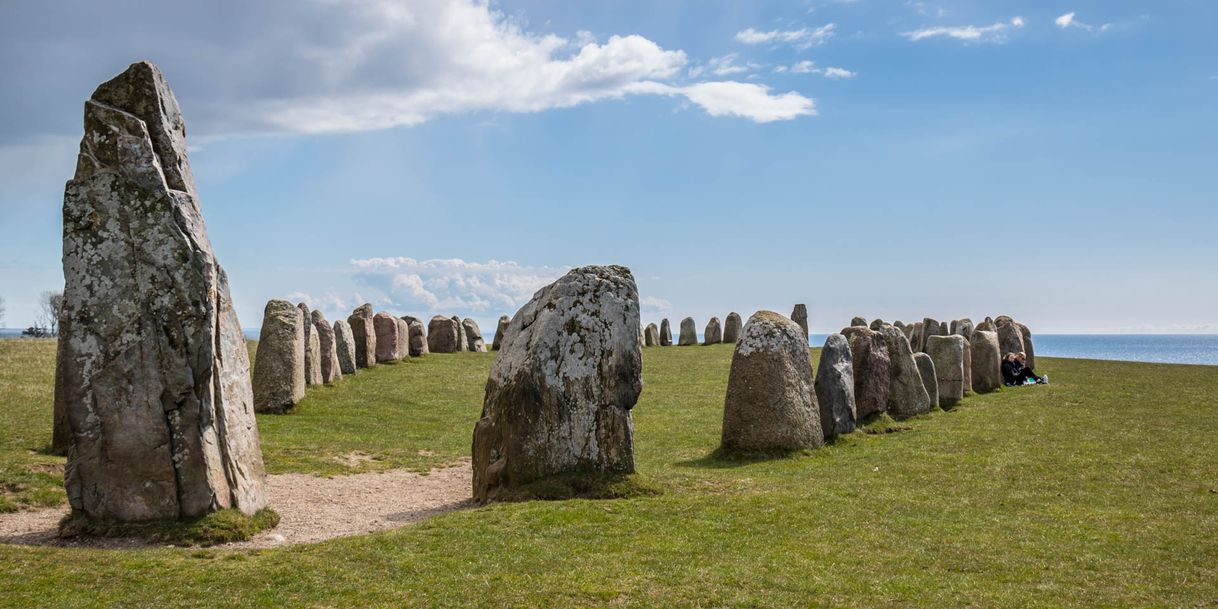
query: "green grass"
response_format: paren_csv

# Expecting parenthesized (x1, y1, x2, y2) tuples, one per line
(1, 338, 1217, 607)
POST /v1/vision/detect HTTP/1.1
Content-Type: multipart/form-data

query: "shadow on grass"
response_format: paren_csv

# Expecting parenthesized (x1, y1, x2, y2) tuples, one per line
(675, 447, 818, 470)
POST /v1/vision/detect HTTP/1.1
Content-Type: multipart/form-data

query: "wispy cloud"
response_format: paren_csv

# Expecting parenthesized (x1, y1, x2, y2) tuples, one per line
(693, 53, 761, 78)
(636, 81, 817, 122)
(775, 61, 856, 79)
(348, 257, 566, 315)
(902, 16, 1025, 43)
(1055, 12, 1112, 33)
(735, 24, 837, 49)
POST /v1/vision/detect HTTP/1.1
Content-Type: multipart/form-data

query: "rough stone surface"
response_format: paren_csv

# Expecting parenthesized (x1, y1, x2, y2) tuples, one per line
(976, 317, 996, 334)
(348, 304, 377, 368)
(870, 318, 885, 331)
(971, 330, 1002, 393)
(920, 317, 945, 353)
(841, 326, 890, 419)
(396, 318, 412, 360)
(374, 312, 402, 363)
(660, 318, 673, 346)
(254, 300, 306, 414)
(298, 303, 322, 385)
(1018, 323, 1035, 369)
(58, 62, 268, 521)
(815, 333, 856, 441)
(996, 319, 1026, 359)
(851, 316, 868, 327)
(312, 310, 341, 384)
(491, 315, 510, 351)
(720, 311, 823, 453)
(427, 315, 461, 353)
(881, 326, 932, 419)
(704, 317, 723, 345)
(678, 317, 698, 346)
(953, 318, 975, 340)
(914, 352, 939, 410)
(791, 304, 809, 341)
(51, 326, 71, 456)
(925, 335, 965, 408)
(472, 265, 641, 503)
(402, 316, 428, 357)
(644, 323, 660, 347)
(454, 315, 468, 352)
(463, 318, 487, 352)
(333, 319, 358, 375)
(723, 312, 743, 343)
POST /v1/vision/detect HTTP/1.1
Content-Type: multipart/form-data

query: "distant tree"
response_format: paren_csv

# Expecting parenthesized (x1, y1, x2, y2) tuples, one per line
(22, 326, 50, 338)
(35, 290, 64, 337)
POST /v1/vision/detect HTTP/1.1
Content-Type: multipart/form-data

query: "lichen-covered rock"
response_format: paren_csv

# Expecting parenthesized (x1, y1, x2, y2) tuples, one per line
(996, 318, 1025, 359)
(645, 323, 660, 347)
(870, 318, 886, 331)
(298, 303, 322, 385)
(333, 319, 358, 375)
(453, 315, 468, 352)
(402, 315, 429, 357)
(678, 317, 698, 346)
(815, 333, 856, 441)
(396, 317, 412, 360)
(720, 311, 823, 453)
(704, 317, 722, 345)
(881, 326, 932, 419)
(491, 315, 510, 350)
(791, 304, 809, 342)
(348, 304, 377, 368)
(427, 315, 461, 353)
(472, 265, 641, 503)
(723, 312, 743, 343)
(374, 312, 402, 363)
(312, 310, 341, 384)
(841, 326, 890, 419)
(463, 318, 487, 352)
(971, 330, 1002, 393)
(914, 352, 939, 410)
(254, 300, 306, 414)
(660, 318, 673, 346)
(925, 335, 965, 408)
(851, 316, 867, 327)
(59, 62, 267, 521)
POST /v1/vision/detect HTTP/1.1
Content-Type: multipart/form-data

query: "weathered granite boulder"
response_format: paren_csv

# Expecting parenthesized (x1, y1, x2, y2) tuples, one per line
(920, 317, 945, 353)
(914, 352, 939, 410)
(463, 318, 487, 352)
(454, 315, 468, 352)
(870, 318, 885, 331)
(851, 316, 868, 327)
(374, 312, 402, 363)
(791, 304, 809, 341)
(333, 319, 358, 375)
(58, 62, 268, 521)
(1018, 323, 1035, 368)
(427, 315, 461, 353)
(723, 312, 743, 343)
(841, 326, 890, 419)
(704, 317, 722, 345)
(925, 335, 965, 408)
(970, 330, 1002, 393)
(953, 318, 975, 340)
(976, 317, 996, 333)
(815, 333, 856, 441)
(491, 315, 510, 350)
(312, 310, 341, 384)
(939, 321, 949, 336)
(348, 304, 377, 368)
(402, 315, 429, 357)
(396, 318, 412, 360)
(660, 318, 673, 346)
(254, 300, 306, 414)
(52, 319, 72, 456)
(678, 317, 697, 346)
(472, 265, 641, 502)
(910, 321, 924, 350)
(720, 311, 823, 453)
(996, 319, 1026, 359)
(298, 303, 321, 385)
(881, 326, 932, 419)
(645, 323, 660, 347)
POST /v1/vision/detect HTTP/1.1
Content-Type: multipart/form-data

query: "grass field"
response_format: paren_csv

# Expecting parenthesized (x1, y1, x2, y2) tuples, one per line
(1, 337, 1216, 608)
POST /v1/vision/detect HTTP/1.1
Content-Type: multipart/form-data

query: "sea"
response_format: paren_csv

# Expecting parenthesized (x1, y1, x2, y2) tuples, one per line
(6, 329, 1218, 366)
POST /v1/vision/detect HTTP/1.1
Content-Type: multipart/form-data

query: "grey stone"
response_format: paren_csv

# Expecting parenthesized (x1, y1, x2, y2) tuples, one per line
(723, 312, 743, 343)
(402, 315, 428, 357)
(427, 315, 462, 353)
(720, 311, 823, 453)
(962, 336, 973, 395)
(298, 303, 322, 385)
(472, 265, 641, 502)
(953, 318, 975, 340)
(374, 312, 403, 363)
(452, 315, 468, 352)
(58, 62, 267, 521)
(996, 319, 1025, 360)
(815, 333, 856, 441)
(914, 352, 939, 410)
(970, 330, 1002, 393)
(396, 317, 412, 360)
(925, 335, 965, 408)
(919, 317, 945, 353)
(1018, 323, 1035, 369)
(348, 304, 377, 368)
(791, 304, 809, 341)
(645, 323, 660, 347)
(851, 316, 868, 327)
(463, 317, 487, 352)
(870, 318, 885, 331)
(840, 326, 890, 419)
(333, 319, 358, 375)
(492, 315, 510, 351)
(254, 300, 306, 415)
(976, 317, 996, 333)
(704, 317, 722, 345)
(312, 310, 341, 384)
(678, 317, 697, 346)
(911, 321, 924, 351)
(881, 326, 932, 419)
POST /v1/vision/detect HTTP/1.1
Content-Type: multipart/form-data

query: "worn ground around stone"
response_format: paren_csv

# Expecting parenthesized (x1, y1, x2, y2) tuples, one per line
(0, 463, 472, 549)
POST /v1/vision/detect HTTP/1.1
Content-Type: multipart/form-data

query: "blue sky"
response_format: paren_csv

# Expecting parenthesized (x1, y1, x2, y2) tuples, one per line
(1, 0, 1216, 334)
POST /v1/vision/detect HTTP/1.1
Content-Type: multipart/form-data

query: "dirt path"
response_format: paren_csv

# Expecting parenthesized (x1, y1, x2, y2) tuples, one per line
(0, 462, 473, 549)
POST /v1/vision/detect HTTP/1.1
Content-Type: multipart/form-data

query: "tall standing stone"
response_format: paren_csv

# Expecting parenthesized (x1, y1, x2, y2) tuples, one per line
(870, 318, 886, 331)
(678, 317, 698, 346)
(953, 318, 975, 340)
(976, 317, 996, 334)
(723, 312, 743, 343)
(1018, 323, 1035, 369)
(790, 304, 809, 342)
(298, 303, 322, 385)
(924, 335, 965, 408)
(463, 318, 487, 352)
(841, 326, 890, 419)
(881, 326, 932, 419)
(59, 62, 267, 520)
(996, 319, 1026, 360)
(333, 319, 358, 375)
(396, 317, 412, 360)
(704, 317, 723, 345)
(914, 353, 939, 411)
(644, 323, 660, 347)
(815, 334, 857, 441)
(427, 315, 461, 353)
(491, 315, 510, 350)
(374, 312, 402, 363)
(312, 310, 341, 384)
(402, 315, 429, 357)
(970, 330, 1002, 393)
(720, 311, 823, 454)
(660, 318, 673, 346)
(920, 317, 945, 353)
(472, 265, 641, 502)
(962, 337, 973, 395)
(453, 315, 468, 352)
(348, 304, 377, 368)
(850, 316, 868, 327)
(254, 300, 306, 413)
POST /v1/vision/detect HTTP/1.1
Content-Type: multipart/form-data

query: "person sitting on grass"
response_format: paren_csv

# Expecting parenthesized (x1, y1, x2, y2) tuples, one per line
(1002, 352, 1046, 386)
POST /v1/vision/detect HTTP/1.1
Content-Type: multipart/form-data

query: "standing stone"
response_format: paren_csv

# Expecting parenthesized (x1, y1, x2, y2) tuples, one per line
(920, 317, 945, 353)
(659, 318, 673, 346)
(723, 312, 743, 343)
(491, 315, 510, 350)
(402, 315, 429, 357)
(1018, 323, 1035, 369)
(720, 311, 823, 454)
(463, 317, 487, 352)
(254, 300, 306, 414)
(427, 315, 461, 353)
(396, 318, 412, 360)
(870, 318, 888, 331)
(472, 265, 641, 502)
(704, 317, 722, 345)
(791, 304, 809, 342)
(953, 318, 975, 340)
(976, 317, 996, 334)
(374, 312, 402, 363)
(815, 334, 857, 441)
(850, 316, 867, 327)
(678, 317, 698, 346)
(925, 335, 965, 408)
(914, 353, 939, 410)
(51, 315, 72, 456)
(970, 330, 1002, 393)
(453, 315, 468, 352)
(962, 337, 973, 395)
(881, 326, 932, 419)
(333, 319, 358, 375)
(996, 319, 1026, 359)
(911, 321, 924, 351)
(58, 62, 268, 520)
(645, 323, 660, 347)
(638, 324, 645, 348)
(312, 310, 341, 384)
(298, 303, 322, 385)
(841, 326, 890, 420)
(348, 304, 377, 368)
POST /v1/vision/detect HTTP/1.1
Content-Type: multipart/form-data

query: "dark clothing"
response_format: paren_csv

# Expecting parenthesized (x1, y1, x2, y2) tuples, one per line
(1002, 359, 1043, 386)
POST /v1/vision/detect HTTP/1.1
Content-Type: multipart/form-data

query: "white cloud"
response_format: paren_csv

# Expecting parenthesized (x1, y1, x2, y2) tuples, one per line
(822, 67, 856, 79)
(1055, 12, 1076, 28)
(902, 16, 1025, 43)
(701, 53, 761, 77)
(735, 24, 837, 49)
(349, 257, 567, 315)
(640, 81, 816, 122)
(778, 61, 856, 79)
(791, 60, 817, 74)
(1055, 11, 1111, 32)
(640, 296, 672, 314)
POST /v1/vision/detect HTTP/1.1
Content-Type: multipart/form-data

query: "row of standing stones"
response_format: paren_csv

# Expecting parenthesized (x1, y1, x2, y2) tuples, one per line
(49, 60, 1038, 525)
